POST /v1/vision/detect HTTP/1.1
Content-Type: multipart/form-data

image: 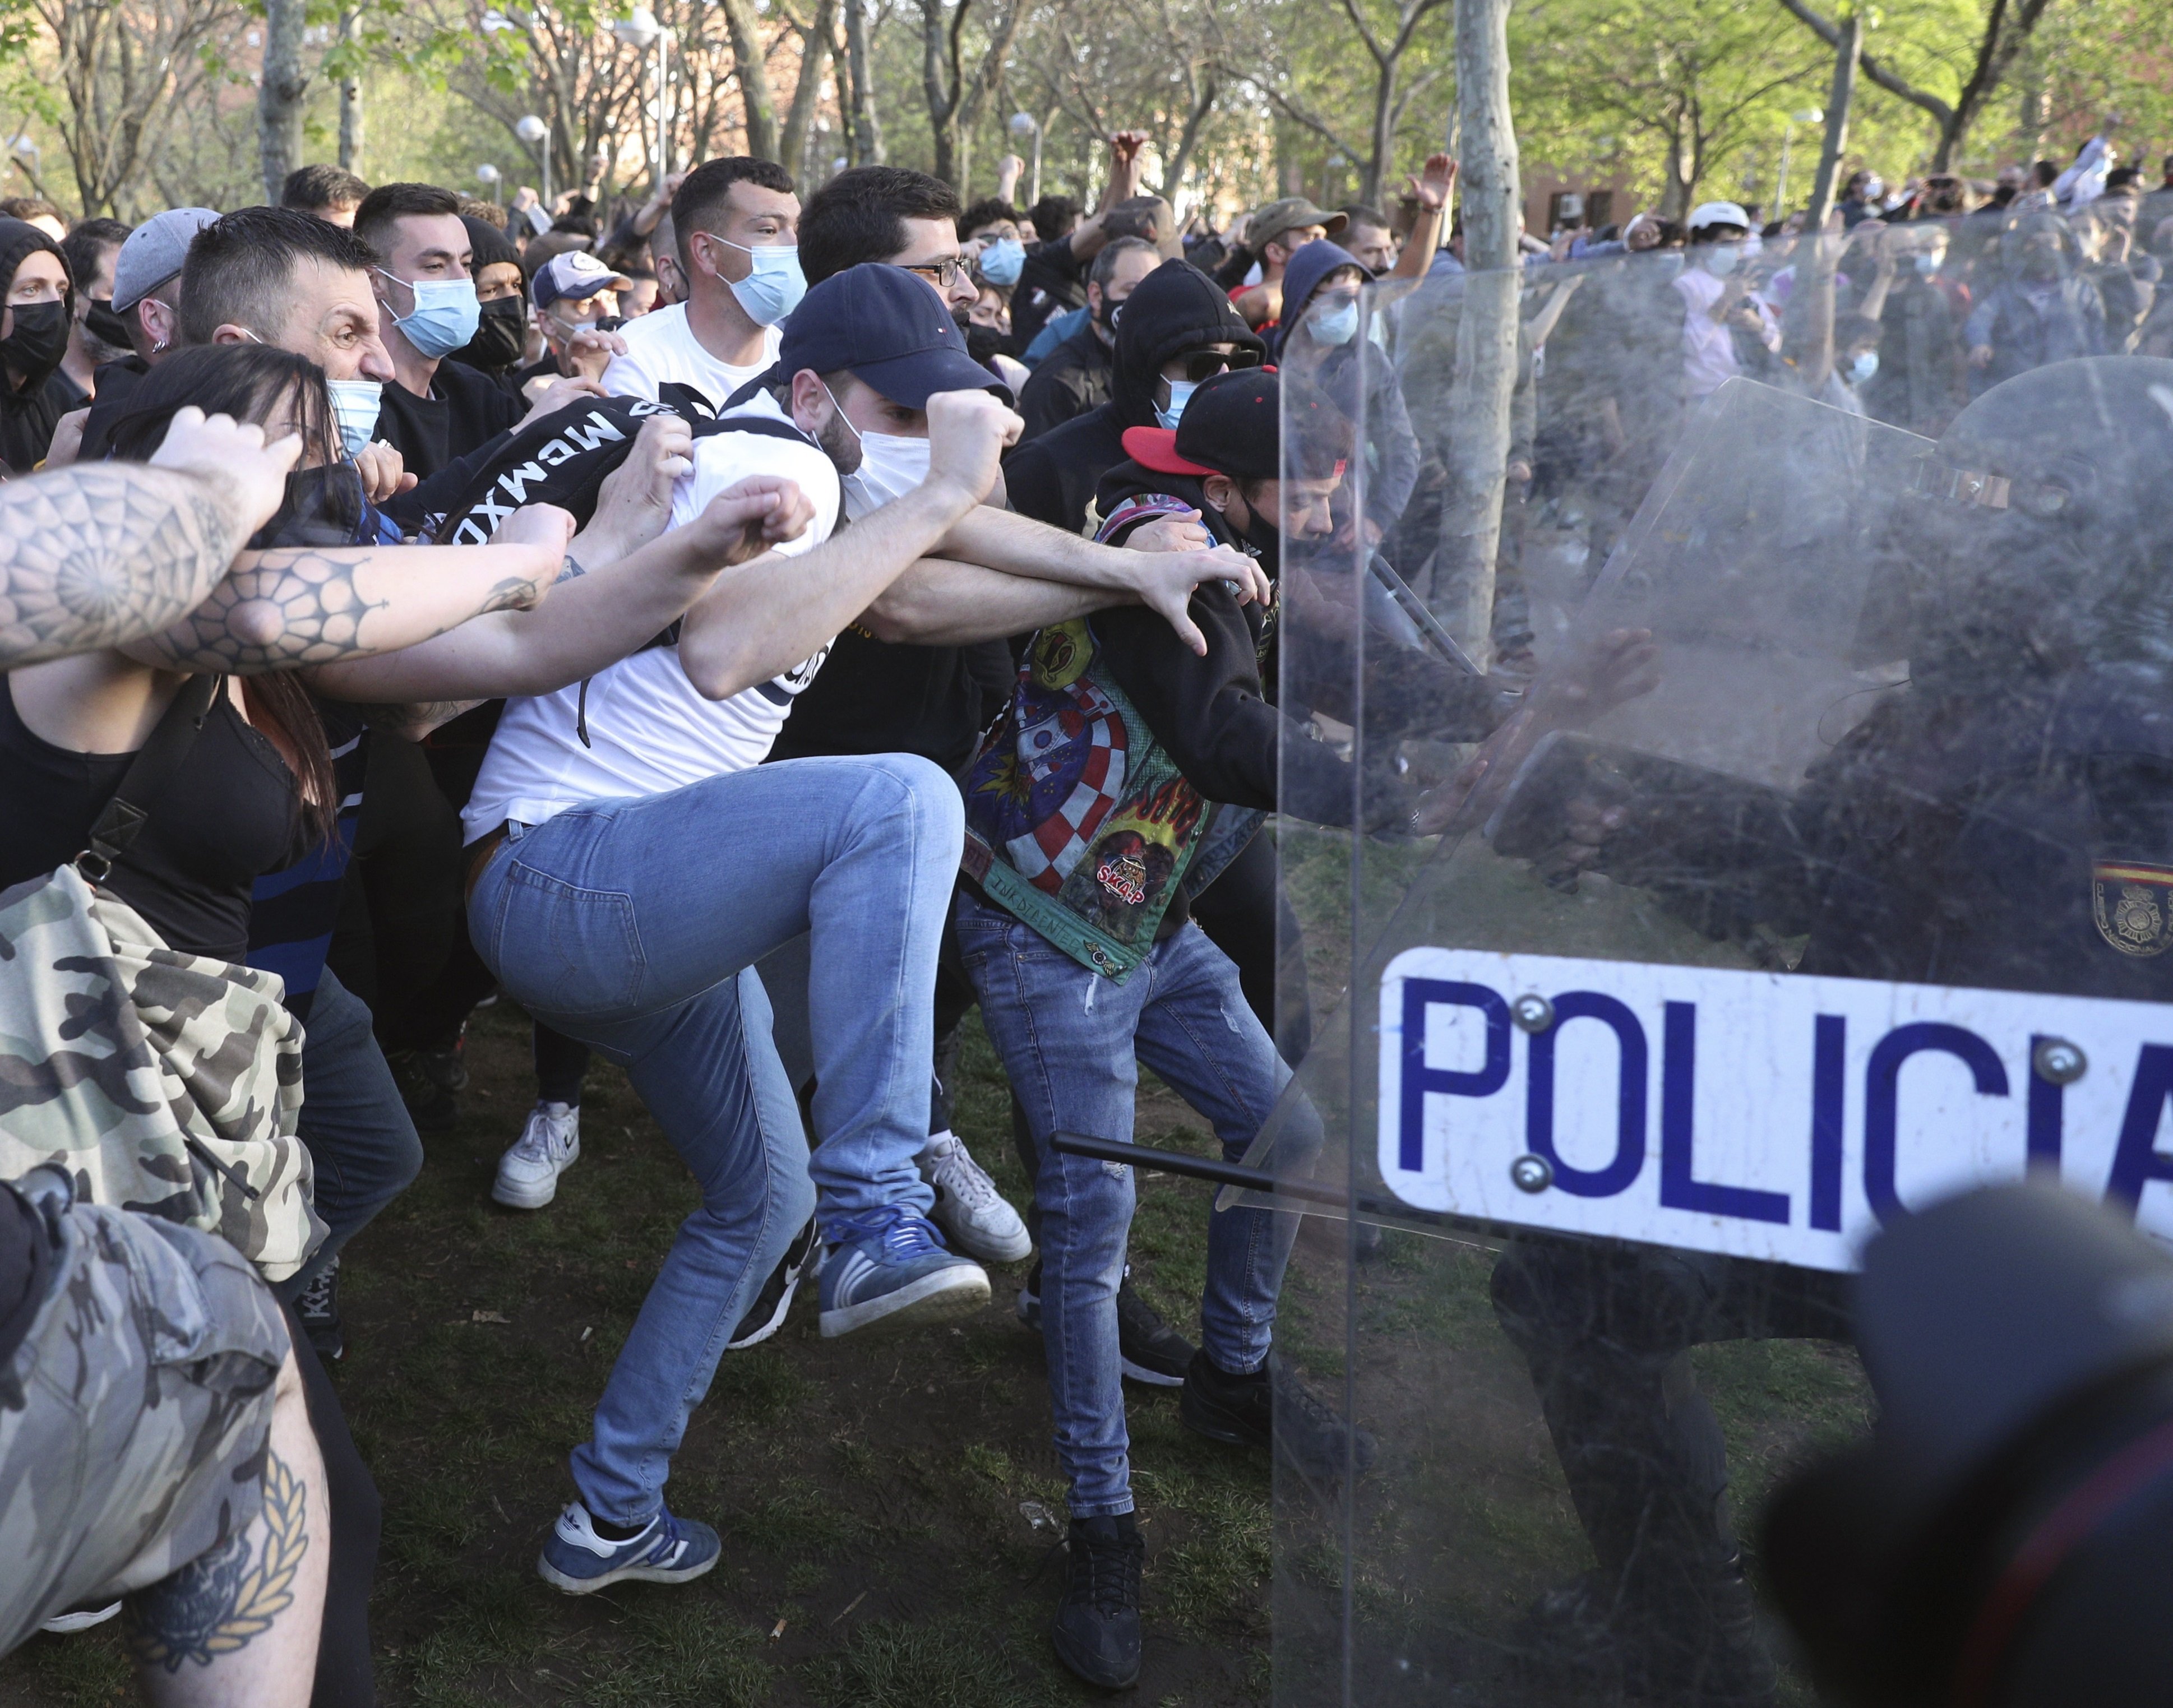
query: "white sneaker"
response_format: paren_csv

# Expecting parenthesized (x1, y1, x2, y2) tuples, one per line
(919, 1131, 1033, 1263)
(493, 1101, 581, 1209)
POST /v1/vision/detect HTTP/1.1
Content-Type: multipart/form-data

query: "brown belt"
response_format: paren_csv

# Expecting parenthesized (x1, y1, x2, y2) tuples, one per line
(465, 823, 510, 905)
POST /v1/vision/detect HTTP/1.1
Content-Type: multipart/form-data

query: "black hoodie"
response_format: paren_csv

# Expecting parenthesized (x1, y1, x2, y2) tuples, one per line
(1004, 258, 1261, 537)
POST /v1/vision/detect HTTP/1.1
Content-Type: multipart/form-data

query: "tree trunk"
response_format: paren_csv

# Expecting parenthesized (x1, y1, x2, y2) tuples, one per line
(843, 0, 884, 164)
(1803, 7, 1860, 232)
(337, 7, 364, 174)
(719, 0, 780, 160)
(1436, 0, 1520, 655)
(257, 0, 311, 202)
(921, 0, 959, 186)
(1363, 60, 1396, 207)
(1159, 75, 1218, 208)
(780, 0, 838, 180)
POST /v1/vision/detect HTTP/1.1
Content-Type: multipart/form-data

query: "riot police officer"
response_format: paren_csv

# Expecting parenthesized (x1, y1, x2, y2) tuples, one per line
(1486, 355, 2173, 1705)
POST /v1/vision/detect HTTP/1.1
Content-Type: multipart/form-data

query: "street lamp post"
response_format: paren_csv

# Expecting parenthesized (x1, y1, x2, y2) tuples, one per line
(476, 162, 503, 206)
(1009, 111, 1041, 209)
(1777, 107, 1823, 221)
(516, 113, 551, 212)
(612, 8, 670, 189)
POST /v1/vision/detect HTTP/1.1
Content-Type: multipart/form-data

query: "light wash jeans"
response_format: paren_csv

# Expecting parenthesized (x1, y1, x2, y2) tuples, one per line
(955, 887, 1319, 1517)
(466, 755, 963, 1522)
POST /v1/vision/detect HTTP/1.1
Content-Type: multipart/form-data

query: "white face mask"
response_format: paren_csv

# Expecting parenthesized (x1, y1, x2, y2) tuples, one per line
(820, 381, 932, 519)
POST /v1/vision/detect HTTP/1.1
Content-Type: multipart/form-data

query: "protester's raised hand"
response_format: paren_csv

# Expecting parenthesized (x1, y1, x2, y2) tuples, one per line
(923, 390, 1023, 508)
(149, 407, 304, 541)
(352, 441, 416, 504)
(1408, 154, 1457, 211)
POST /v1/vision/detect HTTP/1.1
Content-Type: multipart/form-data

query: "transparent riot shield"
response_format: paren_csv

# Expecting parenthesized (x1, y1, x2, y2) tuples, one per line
(1254, 235, 2173, 1706)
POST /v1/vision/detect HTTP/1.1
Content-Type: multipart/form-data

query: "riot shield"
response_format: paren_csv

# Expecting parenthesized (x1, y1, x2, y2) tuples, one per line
(1256, 240, 2173, 1707)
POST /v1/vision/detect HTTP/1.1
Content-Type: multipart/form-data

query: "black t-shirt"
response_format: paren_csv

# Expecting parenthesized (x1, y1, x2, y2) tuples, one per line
(0, 677, 303, 964)
(770, 629, 1010, 775)
(0, 1183, 50, 1378)
(373, 359, 526, 483)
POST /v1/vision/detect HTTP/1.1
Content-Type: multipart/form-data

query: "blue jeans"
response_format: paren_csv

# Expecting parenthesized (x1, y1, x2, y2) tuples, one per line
(955, 888, 1317, 1517)
(467, 755, 963, 1522)
(278, 966, 424, 1304)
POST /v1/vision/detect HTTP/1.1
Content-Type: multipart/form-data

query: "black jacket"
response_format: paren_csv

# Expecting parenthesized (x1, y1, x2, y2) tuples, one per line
(1016, 320, 1113, 441)
(1006, 258, 1261, 536)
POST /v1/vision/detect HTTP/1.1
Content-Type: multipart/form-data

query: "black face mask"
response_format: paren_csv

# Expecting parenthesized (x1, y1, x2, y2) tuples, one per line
(963, 320, 1007, 368)
(1, 298, 69, 388)
(84, 297, 135, 353)
(249, 463, 374, 550)
(450, 297, 528, 373)
(1224, 495, 1281, 575)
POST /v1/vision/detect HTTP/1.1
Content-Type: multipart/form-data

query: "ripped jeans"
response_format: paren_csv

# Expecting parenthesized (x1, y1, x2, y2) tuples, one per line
(955, 887, 1314, 1516)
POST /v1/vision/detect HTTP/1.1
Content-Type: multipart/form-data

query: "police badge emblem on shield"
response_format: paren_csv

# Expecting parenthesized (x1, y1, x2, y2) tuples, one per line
(2092, 862, 2173, 956)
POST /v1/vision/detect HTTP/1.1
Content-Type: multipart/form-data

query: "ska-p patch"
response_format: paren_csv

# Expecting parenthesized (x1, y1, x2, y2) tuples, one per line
(2092, 861, 2173, 957)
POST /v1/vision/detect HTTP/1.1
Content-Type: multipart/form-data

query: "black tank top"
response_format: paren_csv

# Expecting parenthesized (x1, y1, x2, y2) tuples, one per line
(0, 676, 303, 964)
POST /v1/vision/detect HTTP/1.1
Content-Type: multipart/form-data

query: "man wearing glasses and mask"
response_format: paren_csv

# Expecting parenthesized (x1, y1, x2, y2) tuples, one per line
(1005, 258, 1265, 539)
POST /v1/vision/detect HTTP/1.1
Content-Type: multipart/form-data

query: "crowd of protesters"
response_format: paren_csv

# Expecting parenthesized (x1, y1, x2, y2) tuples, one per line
(0, 105, 2169, 1704)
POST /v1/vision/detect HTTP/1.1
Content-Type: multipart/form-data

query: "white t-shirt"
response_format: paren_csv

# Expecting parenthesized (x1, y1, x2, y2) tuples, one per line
(462, 391, 842, 842)
(602, 303, 782, 410)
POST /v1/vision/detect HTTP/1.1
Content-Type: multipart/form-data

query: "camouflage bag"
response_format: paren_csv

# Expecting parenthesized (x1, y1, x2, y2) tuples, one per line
(0, 677, 321, 1281)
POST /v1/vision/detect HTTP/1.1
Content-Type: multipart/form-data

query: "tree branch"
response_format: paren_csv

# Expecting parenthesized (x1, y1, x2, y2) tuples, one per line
(1772, 0, 1952, 127)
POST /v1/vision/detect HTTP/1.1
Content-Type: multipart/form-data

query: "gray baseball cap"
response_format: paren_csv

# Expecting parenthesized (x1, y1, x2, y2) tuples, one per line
(112, 208, 219, 311)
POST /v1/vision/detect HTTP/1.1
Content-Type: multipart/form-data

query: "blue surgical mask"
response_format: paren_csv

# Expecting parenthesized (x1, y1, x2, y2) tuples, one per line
(1309, 297, 1360, 346)
(1848, 350, 1879, 386)
(326, 378, 383, 455)
(1157, 377, 1200, 431)
(1703, 244, 1741, 278)
(712, 238, 807, 327)
(1915, 253, 1943, 278)
(978, 238, 1025, 286)
(378, 271, 482, 359)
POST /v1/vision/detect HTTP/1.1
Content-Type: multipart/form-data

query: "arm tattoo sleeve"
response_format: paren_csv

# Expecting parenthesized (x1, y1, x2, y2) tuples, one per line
(0, 465, 246, 669)
(138, 549, 398, 672)
(124, 1448, 311, 1673)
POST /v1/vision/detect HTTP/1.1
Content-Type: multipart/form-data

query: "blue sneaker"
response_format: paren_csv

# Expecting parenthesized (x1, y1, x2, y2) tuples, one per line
(537, 1501, 721, 1594)
(819, 1206, 991, 1337)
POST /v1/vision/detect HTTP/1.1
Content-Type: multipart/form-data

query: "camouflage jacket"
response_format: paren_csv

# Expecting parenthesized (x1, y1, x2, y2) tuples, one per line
(0, 865, 321, 1281)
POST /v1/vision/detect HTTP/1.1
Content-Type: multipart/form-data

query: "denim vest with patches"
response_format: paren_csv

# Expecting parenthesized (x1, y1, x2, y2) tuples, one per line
(960, 618, 1263, 982)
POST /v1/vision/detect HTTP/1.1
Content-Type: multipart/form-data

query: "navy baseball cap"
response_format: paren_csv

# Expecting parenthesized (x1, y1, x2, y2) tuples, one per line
(774, 263, 1002, 408)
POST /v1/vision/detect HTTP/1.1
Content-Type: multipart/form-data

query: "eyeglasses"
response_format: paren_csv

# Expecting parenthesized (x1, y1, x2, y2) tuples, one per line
(1172, 347, 1263, 384)
(901, 256, 967, 289)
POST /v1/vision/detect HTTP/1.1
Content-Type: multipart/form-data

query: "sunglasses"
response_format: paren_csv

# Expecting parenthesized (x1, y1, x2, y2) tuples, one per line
(1173, 347, 1263, 384)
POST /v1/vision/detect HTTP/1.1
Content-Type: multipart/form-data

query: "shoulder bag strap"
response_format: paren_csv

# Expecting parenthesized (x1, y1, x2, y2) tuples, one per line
(75, 674, 221, 883)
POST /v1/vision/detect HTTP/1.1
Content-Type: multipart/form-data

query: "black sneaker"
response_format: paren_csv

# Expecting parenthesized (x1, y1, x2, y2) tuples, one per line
(295, 1254, 344, 1362)
(385, 1048, 457, 1134)
(1179, 1350, 1377, 1478)
(1016, 1262, 1198, 1387)
(420, 1033, 469, 1094)
(1052, 1513, 1143, 1690)
(728, 1218, 819, 1349)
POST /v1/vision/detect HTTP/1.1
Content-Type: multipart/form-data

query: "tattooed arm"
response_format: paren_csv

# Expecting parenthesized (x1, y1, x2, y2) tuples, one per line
(0, 458, 286, 671)
(124, 1346, 329, 1707)
(119, 507, 576, 674)
(303, 476, 812, 716)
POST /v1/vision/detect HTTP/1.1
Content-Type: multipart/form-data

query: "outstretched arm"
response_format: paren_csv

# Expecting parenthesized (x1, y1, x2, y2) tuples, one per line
(121, 516, 574, 675)
(0, 413, 298, 669)
(933, 503, 1271, 655)
(306, 476, 815, 713)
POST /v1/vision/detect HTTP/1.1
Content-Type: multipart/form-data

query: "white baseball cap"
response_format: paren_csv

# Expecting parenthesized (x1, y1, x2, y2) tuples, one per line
(1687, 201, 1753, 233)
